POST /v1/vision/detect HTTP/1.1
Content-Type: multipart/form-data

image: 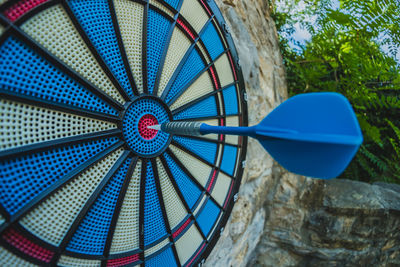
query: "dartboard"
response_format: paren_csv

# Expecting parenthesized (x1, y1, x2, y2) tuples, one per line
(0, 0, 247, 266)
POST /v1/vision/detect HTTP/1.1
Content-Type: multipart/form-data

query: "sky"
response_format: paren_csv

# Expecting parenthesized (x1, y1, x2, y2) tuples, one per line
(276, 0, 340, 47)
(276, 0, 400, 62)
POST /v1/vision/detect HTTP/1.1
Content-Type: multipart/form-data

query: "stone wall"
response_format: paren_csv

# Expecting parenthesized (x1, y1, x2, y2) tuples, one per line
(205, 1, 400, 266)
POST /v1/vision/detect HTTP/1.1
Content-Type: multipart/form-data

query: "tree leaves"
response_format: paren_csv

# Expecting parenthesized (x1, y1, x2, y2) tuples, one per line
(271, 0, 400, 183)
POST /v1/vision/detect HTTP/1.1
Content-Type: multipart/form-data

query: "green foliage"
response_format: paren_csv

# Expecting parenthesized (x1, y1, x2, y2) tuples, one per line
(271, 0, 400, 184)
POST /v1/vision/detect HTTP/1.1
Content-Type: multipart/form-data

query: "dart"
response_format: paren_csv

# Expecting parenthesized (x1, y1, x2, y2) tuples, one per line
(150, 92, 363, 179)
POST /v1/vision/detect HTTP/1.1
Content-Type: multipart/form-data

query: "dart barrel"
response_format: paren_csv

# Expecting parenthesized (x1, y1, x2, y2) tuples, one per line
(0, 0, 248, 266)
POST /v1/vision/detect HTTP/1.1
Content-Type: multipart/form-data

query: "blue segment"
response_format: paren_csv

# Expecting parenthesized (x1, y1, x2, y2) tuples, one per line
(173, 136, 217, 164)
(220, 145, 237, 176)
(0, 36, 117, 115)
(165, 49, 205, 103)
(163, 153, 202, 209)
(0, 137, 119, 215)
(222, 85, 238, 115)
(147, 9, 171, 94)
(163, 0, 180, 9)
(173, 96, 217, 120)
(201, 23, 224, 60)
(144, 162, 167, 246)
(197, 199, 220, 237)
(66, 158, 132, 255)
(68, 0, 134, 98)
(145, 246, 177, 267)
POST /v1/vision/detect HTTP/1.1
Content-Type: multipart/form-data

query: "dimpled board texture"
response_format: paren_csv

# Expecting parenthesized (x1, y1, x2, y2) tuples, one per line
(0, 0, 246, 265)
(0, 99, 116, 150)
(20, 5, 125, 104)
(0, 36, 118, 115)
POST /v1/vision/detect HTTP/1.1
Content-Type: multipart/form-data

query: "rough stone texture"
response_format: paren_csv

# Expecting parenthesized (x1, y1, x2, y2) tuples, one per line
(205, 1, 400, 266)
(250, 176, 400, 267)
(205, 0, 287, 266)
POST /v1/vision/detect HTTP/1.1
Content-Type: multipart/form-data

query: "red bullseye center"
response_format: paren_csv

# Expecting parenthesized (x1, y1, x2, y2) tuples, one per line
(138, 114, 158, 140)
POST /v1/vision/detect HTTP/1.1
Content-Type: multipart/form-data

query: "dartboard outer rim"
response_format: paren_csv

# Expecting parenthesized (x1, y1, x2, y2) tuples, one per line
(0, 0, 249, 266)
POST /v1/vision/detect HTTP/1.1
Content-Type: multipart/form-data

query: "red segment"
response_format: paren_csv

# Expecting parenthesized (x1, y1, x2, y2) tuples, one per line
(177, 18, 195, 40)
(172, 218, 192, 239)
(2, 228, 54, 263)
(227, 52, 238, 81)
(199, 0, 212, 16)
(223, 181, 234, 209)
(107, 254, 140, 267)
(138, 114, 158, 140)
(209, 66, 219, 89)
(4, 0, 49, 22)
(207, 170, 217, 192)
(185, 242, 206, 267)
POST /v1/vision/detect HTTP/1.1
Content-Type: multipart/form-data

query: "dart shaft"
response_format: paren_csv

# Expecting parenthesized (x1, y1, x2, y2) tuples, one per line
(157, 121, 257, 137)
(160, 121, 203, 136)
(200, 123, 257, 137)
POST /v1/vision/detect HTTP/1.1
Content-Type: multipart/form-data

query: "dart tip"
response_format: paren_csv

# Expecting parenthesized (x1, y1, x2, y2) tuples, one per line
(148, 124, 161, 131)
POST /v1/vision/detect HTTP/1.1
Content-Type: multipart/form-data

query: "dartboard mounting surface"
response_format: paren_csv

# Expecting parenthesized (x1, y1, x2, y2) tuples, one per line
(0, 0, 247, 266)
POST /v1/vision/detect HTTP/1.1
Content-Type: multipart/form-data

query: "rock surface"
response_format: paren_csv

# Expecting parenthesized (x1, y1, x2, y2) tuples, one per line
(205, 0, 400, 266)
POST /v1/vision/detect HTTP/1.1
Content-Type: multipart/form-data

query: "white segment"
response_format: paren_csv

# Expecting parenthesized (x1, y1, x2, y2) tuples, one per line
(193, 194, 206, 216)
(198, 42, 211, 64)
(196, 119, 218, 141)
(234, 148, 241, 177)
(0, 214, 4, 225)
(0, 99, 116, 151)
(157, 27, 192, 96)
(59, 255, 101, 267)
(0, 24, 4, 36)
(180, 0, 209, 34)
(222, 115, 240, 144)
(215, 144, 222, 167)
(208, 212, 222, 240)
(20, 148, 124, 246)
(0, 0, 8, 5)
(144, 238, 170, 257)
(175, 224, 203, 264)
(156, 158, 187, 229)
(211, 172, 231, 206)
(20, 5, 124, 104)
(225, 116, 240, 144)
(214, 20, 228, 48)
(217, 93, 224, 115)
(114, 0, 143, 94)
(225, 135, 239, 146)
(110, 160, 141, 254)
(226, 116, 239, 126)
(0, 247, 36, 267)
(214, 54, 234, 88)
(149, 0, 174, 18)
(170, 145, 211, 187)
(170, 70, 213, 110)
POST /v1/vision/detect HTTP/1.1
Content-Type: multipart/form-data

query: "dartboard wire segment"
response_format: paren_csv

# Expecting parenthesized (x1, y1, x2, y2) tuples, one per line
(0, 0, 248, 266)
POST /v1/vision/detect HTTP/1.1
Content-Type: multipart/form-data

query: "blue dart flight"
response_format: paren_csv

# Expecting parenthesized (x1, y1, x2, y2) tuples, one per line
(149, 93, 363, 179)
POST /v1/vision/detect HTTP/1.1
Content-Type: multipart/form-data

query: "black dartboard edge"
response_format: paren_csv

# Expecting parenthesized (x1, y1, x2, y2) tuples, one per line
(0, 0, 248, 266)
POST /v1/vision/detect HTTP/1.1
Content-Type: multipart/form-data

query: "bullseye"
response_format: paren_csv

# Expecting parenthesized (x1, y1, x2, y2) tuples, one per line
(121, 96, 171, 157)
(138, 114, 158, 140)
